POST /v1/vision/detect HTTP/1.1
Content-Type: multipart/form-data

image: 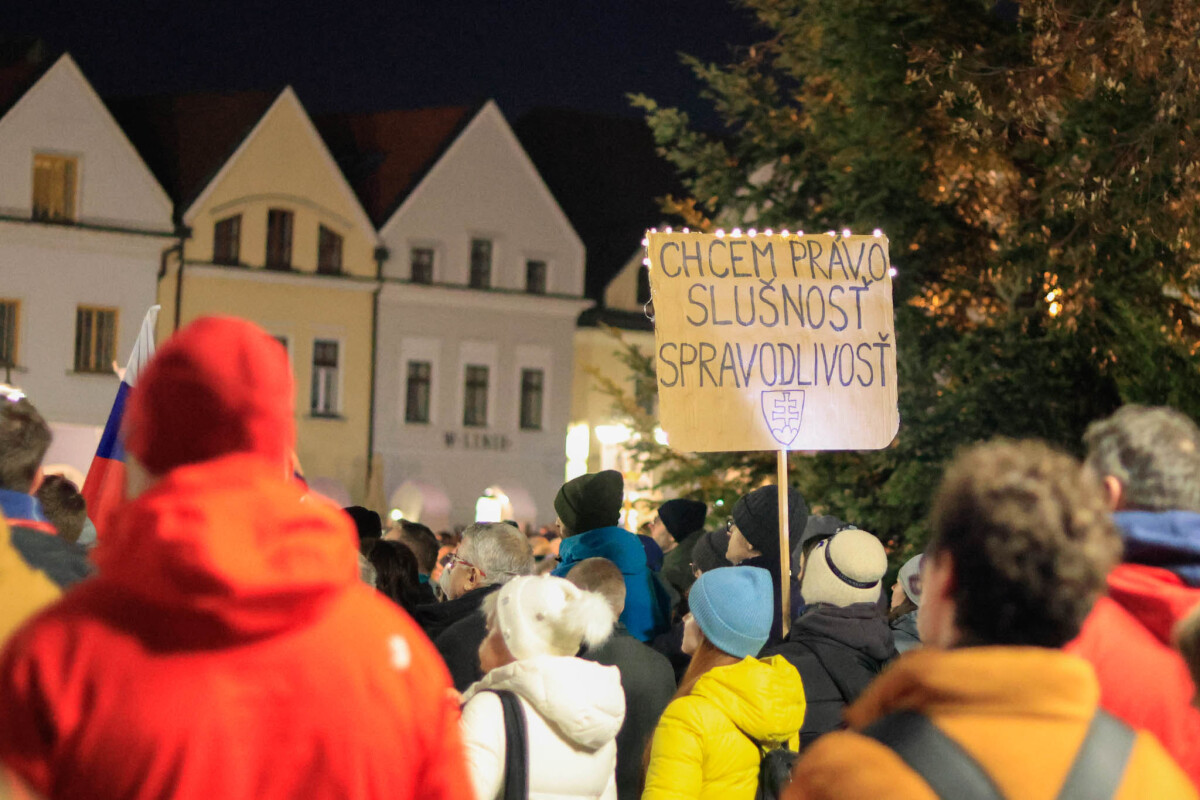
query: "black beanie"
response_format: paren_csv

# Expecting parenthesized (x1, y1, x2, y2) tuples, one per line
(554, 470, 624, 534)
(691, 527, 732, 574)
(344, 506, 382, 541)
(657, 498, 707, 541)
(731, 485, 808, 559)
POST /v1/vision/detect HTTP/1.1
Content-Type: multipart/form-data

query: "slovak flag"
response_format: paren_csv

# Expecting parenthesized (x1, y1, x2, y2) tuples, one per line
(81, 305, 160, 538)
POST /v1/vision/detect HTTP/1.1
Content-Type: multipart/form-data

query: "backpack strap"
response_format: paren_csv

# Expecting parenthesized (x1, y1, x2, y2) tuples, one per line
(862, 711, 1004, 800)
(1055, 711, 1135, 800)
(487, 689, 529, 800)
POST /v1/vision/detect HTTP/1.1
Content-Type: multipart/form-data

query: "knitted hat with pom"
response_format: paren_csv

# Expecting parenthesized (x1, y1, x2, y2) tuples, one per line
(493, 575, 615, 660)
(799, 528, 888, 608)
(689, 566, 774, 658)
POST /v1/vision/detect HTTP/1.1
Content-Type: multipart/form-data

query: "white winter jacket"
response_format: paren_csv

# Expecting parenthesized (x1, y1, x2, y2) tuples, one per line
(460, 655, 626, 800)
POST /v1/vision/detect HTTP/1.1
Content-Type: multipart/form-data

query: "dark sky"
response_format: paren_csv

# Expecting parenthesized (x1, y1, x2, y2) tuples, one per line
(7, 0, 763, 123)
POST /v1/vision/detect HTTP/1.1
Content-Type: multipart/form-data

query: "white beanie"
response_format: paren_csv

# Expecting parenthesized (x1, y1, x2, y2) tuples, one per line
(799, 528, 888, 607)
(898, 554, 924, 606)
(494, 575, 615, 660)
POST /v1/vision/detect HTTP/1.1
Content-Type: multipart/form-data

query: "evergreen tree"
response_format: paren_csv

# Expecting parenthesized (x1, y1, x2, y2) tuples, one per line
(614, 0, 1200, 552)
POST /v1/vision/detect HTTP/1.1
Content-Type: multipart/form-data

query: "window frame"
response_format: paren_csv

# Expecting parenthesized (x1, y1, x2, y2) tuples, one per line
(74, 305, 119, 375)
(317, 225, 344, 275)
(469, 238, 493, 289)
(525, 259, 547, 295)
(31, 152, 79, 223)
(410, 247, 435, 284)
(310, 338, 342, 418)
(266, 208, 294, 270)
(463, 364, 490, 428)
(213, 214, 242, 265)
(0, 300, 19, 369)
(405, 360, 433, 424)
(519, 368, 545, 431)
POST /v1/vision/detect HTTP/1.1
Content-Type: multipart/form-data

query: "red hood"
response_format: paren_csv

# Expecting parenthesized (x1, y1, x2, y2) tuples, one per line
(1106, 563, 1200, 646)
(92, 453, 359, 642)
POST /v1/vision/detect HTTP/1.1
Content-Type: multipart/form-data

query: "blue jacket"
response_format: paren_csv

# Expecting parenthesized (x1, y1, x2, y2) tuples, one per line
(0, 489, 91, 589)
(553, 526, 672, 642)
(1115, 510, 1200, 586)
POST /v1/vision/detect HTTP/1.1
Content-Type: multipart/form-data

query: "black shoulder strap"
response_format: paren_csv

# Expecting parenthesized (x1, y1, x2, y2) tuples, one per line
(791, 638, 879, 705)
(863, 711, 1004, 800)
(488, 689, 529, 800)
(1056, 711, 1135, 800)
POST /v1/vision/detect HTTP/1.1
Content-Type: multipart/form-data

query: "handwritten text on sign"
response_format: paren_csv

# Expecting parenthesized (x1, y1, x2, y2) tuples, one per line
(647, 231, 899, 452)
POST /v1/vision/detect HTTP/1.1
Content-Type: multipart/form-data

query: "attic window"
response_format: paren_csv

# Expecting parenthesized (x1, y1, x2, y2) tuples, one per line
(32, 154, 77, 223)
(266, 209, 293, 269)
(317, 225, 343, 274)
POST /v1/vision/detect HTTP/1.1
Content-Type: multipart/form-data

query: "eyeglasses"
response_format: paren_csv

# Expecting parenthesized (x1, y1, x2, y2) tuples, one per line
(447, 552, 487, 578)
(725, 518, 735, 534)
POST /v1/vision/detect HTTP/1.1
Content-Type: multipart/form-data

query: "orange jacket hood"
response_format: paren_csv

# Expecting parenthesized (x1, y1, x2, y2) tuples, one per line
(92, 453, 358, 642)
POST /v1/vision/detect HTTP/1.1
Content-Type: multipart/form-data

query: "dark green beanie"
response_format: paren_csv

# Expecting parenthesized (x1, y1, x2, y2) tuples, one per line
(554, 470, 624, 534)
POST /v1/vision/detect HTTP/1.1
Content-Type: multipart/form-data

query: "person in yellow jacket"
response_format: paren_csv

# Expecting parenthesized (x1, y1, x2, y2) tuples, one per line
(644, 566, 805, 800)
(786, 439, 1197, 800)
(0, 512, 59, 644)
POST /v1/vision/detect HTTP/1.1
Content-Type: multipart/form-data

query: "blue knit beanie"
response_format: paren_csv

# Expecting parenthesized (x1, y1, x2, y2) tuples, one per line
(689, 566, 774, 658)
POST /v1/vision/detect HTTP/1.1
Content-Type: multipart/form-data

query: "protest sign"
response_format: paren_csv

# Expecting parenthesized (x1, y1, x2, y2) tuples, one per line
(646, 230, 899, 453)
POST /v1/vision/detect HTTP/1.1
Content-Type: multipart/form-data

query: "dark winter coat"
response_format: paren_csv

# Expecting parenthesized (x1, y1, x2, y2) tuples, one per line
(741, 552, 803, 647)
(435, 606, 490, 692)
(412, 583, 500, 643)
(0, 489, 91, 589)
(763, 602, 896, 747)
(890, 610, 920, 654)
(581, 624, 677, 800)
(660, 528, 704, 596)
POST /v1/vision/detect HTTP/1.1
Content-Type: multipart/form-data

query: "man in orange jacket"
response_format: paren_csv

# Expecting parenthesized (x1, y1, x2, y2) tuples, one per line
(0, 317, 474, 800)
(1066, 405, 1200, 786)
(786, 439, 1196, 799)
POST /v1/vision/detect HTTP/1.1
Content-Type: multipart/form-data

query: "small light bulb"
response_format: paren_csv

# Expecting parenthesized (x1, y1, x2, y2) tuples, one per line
(732, 228, 742, 237)
(888, 267, 898, 277)
(842, 228, 852, 238)
(748, 228, 758, 237)
(827, 230, 836, 237)
(641, 237, 649, 247)
(797, 230, 804, 237)
(664, 226, 673, 233)
(682, 227, 690, 233)
(764, 229, 774, 236)
(649, 227, 658, 234)
(716, 229, 726, 238)
(643, 257, 651, 266)
(873, 229, 883, 237)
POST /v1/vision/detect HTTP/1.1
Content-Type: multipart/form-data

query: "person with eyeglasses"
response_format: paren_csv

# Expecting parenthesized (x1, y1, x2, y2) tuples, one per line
(413, 522, 536, 692)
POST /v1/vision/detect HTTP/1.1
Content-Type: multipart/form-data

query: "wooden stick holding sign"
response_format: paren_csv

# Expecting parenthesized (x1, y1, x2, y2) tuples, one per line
(644, 229, 899, 638)
(777, 449, 790, 637)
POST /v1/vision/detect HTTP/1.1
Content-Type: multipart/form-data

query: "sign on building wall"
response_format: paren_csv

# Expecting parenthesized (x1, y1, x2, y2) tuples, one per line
(647, 230, 899, 453)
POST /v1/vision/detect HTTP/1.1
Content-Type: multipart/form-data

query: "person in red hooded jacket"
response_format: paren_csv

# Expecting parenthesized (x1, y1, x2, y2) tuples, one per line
(0, 316, 474, 800)
(1067, 405, 1200, 787)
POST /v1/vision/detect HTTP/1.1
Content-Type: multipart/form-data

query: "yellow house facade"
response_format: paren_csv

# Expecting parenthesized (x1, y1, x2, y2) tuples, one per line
(143, 88, 380, 504)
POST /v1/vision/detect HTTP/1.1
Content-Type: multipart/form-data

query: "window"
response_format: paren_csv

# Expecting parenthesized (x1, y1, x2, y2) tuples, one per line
(74, 306, 117, 374)
(405, 360, 432, 423)
(469, 238, 492, 289)
(463, 365, 489, 427)
(525, 260, 547, 294)
(311, 339, 339, 416)
(519, 369, 544, 430)
(213, 215, 241, 265)
(0, 301, 18, 368)
(411, 248, 434, 284)
(317, 225, 343, 274)
(32, 154, 77, 222)
(637, 265, 652, 305)
(266, 209, 294, 269)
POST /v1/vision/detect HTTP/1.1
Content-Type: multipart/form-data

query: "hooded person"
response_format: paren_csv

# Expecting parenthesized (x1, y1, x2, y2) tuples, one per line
(654, 498, 709, 596)
(888, 554, 923, 653)
(0, 316, 474, 800)
(551, 470, 671, 642)
(643, 567, 806, 800)
(459, 574, 626, 800)
(763, 528, 896, 746)
(725, 485, 809, 644)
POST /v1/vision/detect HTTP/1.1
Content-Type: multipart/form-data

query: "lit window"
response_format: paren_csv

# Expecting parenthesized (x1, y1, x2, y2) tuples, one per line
(411, 248, 434, 284)
(213, 215, 241, 265)
(266, 209, 294, 269)
(463, 365, 489, 427)
(405, 360, 432, 423)
(317, 225, 343, 274)
(311, 339, 339, 416)
(32, 154, 77, 222)
(0, 301, 18, 368)
(74, 306, 117, 374)
(520, 368, 544, 430)
(469, 239, 492, 289)
(526, 260, 547, 294)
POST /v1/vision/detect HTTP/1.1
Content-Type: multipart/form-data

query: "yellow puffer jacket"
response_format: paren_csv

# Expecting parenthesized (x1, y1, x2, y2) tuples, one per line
(0, 513, 59, 645)
(643, 655, 806, 800)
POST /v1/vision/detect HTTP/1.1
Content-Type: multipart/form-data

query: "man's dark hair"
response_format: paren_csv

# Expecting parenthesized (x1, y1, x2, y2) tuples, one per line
(1084, 405, 1200, 513)
(0, 398, 51, 492)
(396, 520, 439, 575)
(929, 438, 1121, 648)
(35, 474, 87, 543)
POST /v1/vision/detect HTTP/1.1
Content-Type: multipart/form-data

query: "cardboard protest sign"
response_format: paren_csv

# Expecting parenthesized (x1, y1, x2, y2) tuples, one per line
(647, 231, 899, 453)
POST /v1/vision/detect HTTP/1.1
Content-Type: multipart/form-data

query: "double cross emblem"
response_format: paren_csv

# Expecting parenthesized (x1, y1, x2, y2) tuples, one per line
(761, 390, 805, 447)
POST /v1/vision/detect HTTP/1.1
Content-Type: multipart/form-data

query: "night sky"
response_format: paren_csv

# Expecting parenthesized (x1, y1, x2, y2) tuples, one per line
(7, 0, 763, 124)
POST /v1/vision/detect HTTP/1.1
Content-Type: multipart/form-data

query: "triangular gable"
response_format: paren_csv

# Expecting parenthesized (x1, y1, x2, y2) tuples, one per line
(379, 101, 583, 253)
(315, 104, 476, 227)
(0, 53, 173, 224)
(179, 87, 377, 238)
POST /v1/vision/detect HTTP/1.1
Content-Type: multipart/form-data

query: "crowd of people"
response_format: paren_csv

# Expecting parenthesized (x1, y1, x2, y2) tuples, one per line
(0, 314, 1198, 799)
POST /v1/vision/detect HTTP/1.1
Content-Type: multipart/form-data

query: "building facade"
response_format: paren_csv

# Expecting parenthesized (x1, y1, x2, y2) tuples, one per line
(0, 54, 174, 472)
